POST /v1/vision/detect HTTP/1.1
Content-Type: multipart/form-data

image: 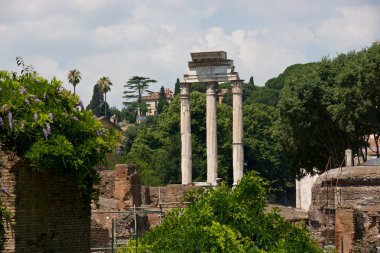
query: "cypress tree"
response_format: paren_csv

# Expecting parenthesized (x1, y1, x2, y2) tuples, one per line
(157, 86, 168, 114)
(249, 76, 254, 85)
(174, 78, 180, 96)
(86, 84, 104, 117)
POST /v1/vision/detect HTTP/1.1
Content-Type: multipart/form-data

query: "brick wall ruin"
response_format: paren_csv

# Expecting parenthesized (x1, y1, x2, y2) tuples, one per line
(91, 166, 197, 248)
(309, 166, 380, 253)
(91, 164, 146, 248)
(0, 150, 91, 253)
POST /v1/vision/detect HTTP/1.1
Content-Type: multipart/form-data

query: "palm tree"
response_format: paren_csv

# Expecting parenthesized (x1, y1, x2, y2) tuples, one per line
(96, 76, 113, 117)
(67, 69, 81, 95)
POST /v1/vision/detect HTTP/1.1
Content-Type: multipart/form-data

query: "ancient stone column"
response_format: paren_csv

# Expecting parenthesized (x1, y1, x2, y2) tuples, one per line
(180, 83, 192, 184)
(232, 81, 244, 185)
(206, 82, 218, 184)
(345, 149, 353, 167)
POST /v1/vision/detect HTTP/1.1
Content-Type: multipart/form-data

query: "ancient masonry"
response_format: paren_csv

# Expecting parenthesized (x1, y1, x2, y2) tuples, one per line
(0, 149, 91, 253)
(181, 51, 244, 185)
(91, 164, 197, 248)
(308, 165, 380, 253)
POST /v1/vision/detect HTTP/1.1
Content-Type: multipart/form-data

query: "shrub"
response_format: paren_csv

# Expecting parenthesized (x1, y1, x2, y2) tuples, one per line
(0, 63, 121, 194)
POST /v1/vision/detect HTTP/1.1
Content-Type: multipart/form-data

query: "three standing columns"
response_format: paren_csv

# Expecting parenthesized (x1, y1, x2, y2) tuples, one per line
(232, 81, 244, 185)
(180, 81, 244, 185)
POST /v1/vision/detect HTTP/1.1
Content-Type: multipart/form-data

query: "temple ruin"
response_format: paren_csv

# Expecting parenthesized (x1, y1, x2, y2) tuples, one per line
(180, 51, 244, 185)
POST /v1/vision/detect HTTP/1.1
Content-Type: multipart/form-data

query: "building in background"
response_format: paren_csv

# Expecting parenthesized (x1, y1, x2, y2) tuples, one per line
(141, 88, 174, 116)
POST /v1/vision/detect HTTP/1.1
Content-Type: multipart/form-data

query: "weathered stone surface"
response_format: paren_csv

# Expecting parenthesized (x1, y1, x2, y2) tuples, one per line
(114, 164, 142, 210)
(184, 51, 239, 83)
(295, 173, 319, 211)
(98, 170, 115, 199)
(180, 82, 192, 185)
(91, 219, 109, 248)
(0, 149, 91, 253)
(91, 165, 146, 249)
(232, 80, 244, 185)
(206, 82, 218, 184)
(141, 186, 151, 205)
(309, 166, 380, 252)
(181, 51, 244, 185)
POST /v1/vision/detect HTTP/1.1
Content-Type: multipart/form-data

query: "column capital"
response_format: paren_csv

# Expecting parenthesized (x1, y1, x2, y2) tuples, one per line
(180, 83, 191, 97)
(231, 80, 243, 94)
(206, 82, 217, 95)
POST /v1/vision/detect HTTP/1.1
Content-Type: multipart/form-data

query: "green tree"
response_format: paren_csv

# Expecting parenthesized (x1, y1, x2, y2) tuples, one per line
(0, 65, 120, 195)
(242, 82, 257, 102)
(86, 84, 104, 117)
(190, 82, 207, 93)
(67, 69, 81, 95)
(108, 106, 123, 122)
(244, 87, 279, 107)
(96, 76, 113, 117)
(265, 64, 308, 90)
(249, 76, 254, 85)
(119, 172, 321, 253)
(221, 91, 232, 106)
(274, 44, 380, 173)
(157, 86, 168, 114)
(243, 103, 292, 191)
(274, 58, 361, 173)
(174, 78, 180, 96)
(327, 45, 380, 160)
(123, 76, 156, 118)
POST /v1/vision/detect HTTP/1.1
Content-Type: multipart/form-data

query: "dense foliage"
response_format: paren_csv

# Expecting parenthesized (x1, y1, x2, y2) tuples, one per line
(123, 43, 379, 194)
(118, 172, 321, 253)
(0, 65, 120, 193)
(275, 43, 380, 172)
(124, 90, 293, 198)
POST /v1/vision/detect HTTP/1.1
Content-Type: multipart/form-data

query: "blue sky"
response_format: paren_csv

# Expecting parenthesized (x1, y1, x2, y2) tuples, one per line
(0, 0, 379, 109)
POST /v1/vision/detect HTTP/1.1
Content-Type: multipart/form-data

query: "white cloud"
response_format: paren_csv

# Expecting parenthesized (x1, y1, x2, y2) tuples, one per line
(316, 5, 380, 52)
(72, 0, 114, 12)
(30, 57, 66, 81)
(1, 0, 379, 109)
(92, 22, 151, 48)
(19, 15, 83, 41)
(194, 27, 307, 85)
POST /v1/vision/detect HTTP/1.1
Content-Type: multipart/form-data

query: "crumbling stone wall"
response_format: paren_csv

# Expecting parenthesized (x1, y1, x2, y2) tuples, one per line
(91, 164, 145, 248)
(0, 150, 91, 253)
(91, 168, 199, 246)
(309, 166, 380, 253)
(115, 164, 141, 210)
(148, 184, 197, 208)
(98, 170, 115, 199)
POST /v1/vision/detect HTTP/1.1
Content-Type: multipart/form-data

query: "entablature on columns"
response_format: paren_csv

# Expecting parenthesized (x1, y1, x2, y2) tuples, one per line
(183, 51, 240, 84)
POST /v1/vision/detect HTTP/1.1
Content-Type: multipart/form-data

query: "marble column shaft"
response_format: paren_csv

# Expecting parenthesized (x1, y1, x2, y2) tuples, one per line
(206, 82, 218, 184)
(232, 81, 244, 185)
(180, 83, 192, 184)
